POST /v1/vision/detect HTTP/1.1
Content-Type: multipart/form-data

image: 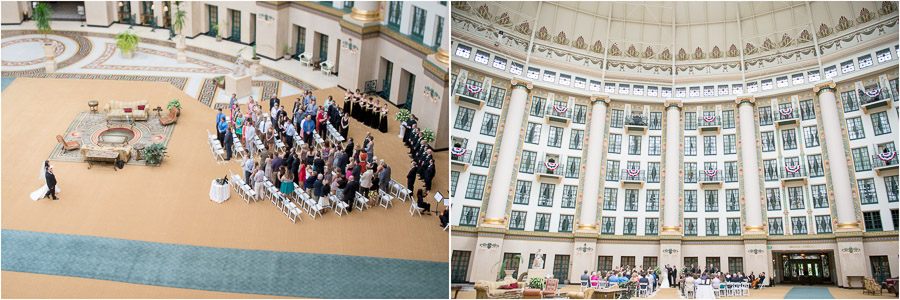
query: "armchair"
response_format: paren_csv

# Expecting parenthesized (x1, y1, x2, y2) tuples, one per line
(159, 107, 179, 125)
(56, 135, 81, 152)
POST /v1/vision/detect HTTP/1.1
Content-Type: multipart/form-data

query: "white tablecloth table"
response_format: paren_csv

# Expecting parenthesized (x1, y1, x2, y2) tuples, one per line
(210, 179, 230, 203)
(695, 285, 715, 299)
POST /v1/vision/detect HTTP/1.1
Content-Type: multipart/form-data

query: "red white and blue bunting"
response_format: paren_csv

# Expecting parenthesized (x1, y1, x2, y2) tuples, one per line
(785, 165, 801, 173)
(545, 162, 559, 171)
(779, 108, 794, 116)
(465, 84, 483, 94)
(553, 106, 568, 114)
(626, 169, 641, 177)
(877, 151, 896, 162)
(451, 147, 467, 156)
(858, 88, 882, 98)
(704, 169, 718, 177)
(702, 116, 717, 123)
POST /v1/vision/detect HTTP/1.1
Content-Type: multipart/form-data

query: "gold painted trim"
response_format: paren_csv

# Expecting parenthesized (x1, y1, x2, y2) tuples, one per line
(577, 224, 598, 231)
(662, 226, 680, 233)
(745, 225, 765, 233)
(436, 48, 450, 64)
(735, 96, 756, 105)
(483, 218, 505, 225)
(837, 222, 860, 230)
(664, 99, 683, 109)
(813, 81, 837, 95)
(350, 7, 380, 21)
(510, 77, 533, 90)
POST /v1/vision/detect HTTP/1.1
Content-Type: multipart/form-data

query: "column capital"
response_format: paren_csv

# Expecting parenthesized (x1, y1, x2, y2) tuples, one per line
(664, 99, 683, 110)
(813, 81, 837, 95)
(590, 94, 610, 105)
(736, 96, 756, 106)
(510, 77, 533, 91)
(576, 224, 598, 232)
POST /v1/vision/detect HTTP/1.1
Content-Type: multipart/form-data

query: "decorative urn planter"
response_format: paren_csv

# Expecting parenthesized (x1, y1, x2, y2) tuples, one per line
(43, 42, 55, 58)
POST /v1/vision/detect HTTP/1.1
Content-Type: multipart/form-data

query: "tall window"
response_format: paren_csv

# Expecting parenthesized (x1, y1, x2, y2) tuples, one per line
(803, 126, 820, 147)
(519, 151, 536, 173)
(724, 161, 738, 182)
(387, 2, 402, 28)
(547, 126, 563, 147)
(569, 129, 584, 150)
(705, 218, 719, 236)
(559, 216, 574, 232)
(553, 255, 570, 279)
(597, 256, 613, 273)
(608, 134, 622, 153)
(684, 190, 698, 212)
(758, 106, 773, 126)
(624, 189, 639, 211)
(473, 143, 492, 167)
(573, 104, 587, 124)
(684, 257, 699, 268)
(705, 190, 719, 212)
(296, 26, 307, 54)
(454, 107, 475, 130)
(603, 188, 617, 210)
(480, 113, 499, 136)
(858, 178, 877, 204)
(561, 185, 577, 208)
(645, 218, 659, 235)
(450, 171, 459, 197)
(565, 157, 581, 178)
(704, 136, 717, 155)
(410, 6, 426, 40)
(727, 218, 741, 235)
(808, 154, 824, 177)
(728, 257, 744, 273)
(685, 136, 697, 156)
(722, 110, 735, 129)
(610, 110, 624, 128)
(486, 86, 505, 109)
(788, 186, 804, 210)
(781, 128, 798, 150)
(811, 184, 829, 208)
(723, 134, 736, 154)
(606, 161, 620, 181)
(763, 159, 779, 181)
(628, 136, 642, 155)
(841, 91, 860, 112)
(537, 183, 555, 207)
(846, 117, 865, 140)
(761, 132, 776, 152)
(799, 100, 816, 120)
(459, 206, 479, 226)
(513, 181, 531, 205)
(851, 147, 872, 171)
(886, 176, 899, 203)
(872, 111, 892, 135)
(524, 122, 541, 144)
(648, 162, 660, 183)
(646, 190, 659, 211)
(434, 15, 444, 47)
(684, 218, 698, 235)
(864, 211, 883, 231)
(649, 112, 663, 130)
(768, 217, 784, 235)
(601, 217, 616, 234)
(623, 218, 638, 235)
(318, 33, 329, 61)
(815, 215, 833, 234)
(530, 96, 546, 117)
(465, 175, 486, 200)
(534, 213, 551, 231)
(509, 211, 527, 230)
(621, 256, 636, 267)
(685, 112, 697, 130)
(643, 256, 659, 269)
(726, 189, 740, 211)
(684, 162, 697, 183)
(791, 216, 808, 234)
(648, 136, 662, 155)
(766, 188, 782, 210)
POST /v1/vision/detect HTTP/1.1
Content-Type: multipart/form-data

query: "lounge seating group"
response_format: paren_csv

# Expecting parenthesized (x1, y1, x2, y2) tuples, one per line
(474, 278, 521, 299)
(158, 106, 179, 125)
(103, 100, 149, 121)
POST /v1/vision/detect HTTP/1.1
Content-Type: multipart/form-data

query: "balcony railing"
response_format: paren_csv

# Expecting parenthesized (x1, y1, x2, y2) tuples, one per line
(545, 105, 572, 125)
(620, 170, 646, 183)
(775, 108, 799, 128)
(860, 89, 893, 113)
(697, 115, 722, 134)
(873, 152, 898, 176)
(536, 161, 564, 182)
(450, 151, 472, 165)
(626, 115, 648, 134)
(780, 165, 808, 184)
(699, 169, 724, 188)
(454, 83, 488, 107)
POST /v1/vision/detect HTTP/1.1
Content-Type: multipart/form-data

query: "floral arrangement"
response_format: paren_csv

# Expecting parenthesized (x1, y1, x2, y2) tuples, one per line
(692, 47, 705, 60)
(726, 44, 739, 57)
(553, 31, 569, 45)
(421, 127, 435, 144)
(817, 23, 834, 38)
(475, 4, 492, 20)
(835, 16, 853, 32)
(515, 22, 531, 35)
(572, 36, 587, 50)
(590, 40, 604, 54)
(857, 7, 875, 24)
(394, 108, 411, 122)
(535, 26, 551, 41)
(527, 277, 544, 290)
(495, 12, 510, 26)
(676, 48, 689, 61)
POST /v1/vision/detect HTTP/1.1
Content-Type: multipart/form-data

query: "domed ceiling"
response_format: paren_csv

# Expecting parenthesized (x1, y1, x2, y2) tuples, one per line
(453, 1, 897, 62)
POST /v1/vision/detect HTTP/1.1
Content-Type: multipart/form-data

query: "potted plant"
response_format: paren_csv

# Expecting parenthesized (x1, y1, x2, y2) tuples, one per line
(167, 98, 182, 115)
(142, 143, 168, 166)
(33, 2, 54, 56)
(115, 30, 140, 58)
(282, 44, 293, 60)
(213, 24, 222, 41)
(528, 277, 545, 290)
(172, 2, 186, 35)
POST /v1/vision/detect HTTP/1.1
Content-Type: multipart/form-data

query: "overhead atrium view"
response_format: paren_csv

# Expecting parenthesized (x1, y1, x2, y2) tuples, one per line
(449, 1, 899, 299)
(1, 1, 449, 298)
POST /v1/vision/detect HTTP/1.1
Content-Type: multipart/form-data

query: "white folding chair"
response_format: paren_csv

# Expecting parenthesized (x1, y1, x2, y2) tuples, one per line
(354, 192, 369, 211)
(378, 191, 394, 209)
(638, 283, 648, 297)
(334, 197, 349, 216)
(740, 282, 749, 296)
(285, 200, 302, 223)
(244, 184, 258, 203)
(684, 284, 694, 299)
(409, 200, 423, 217)
(397, 187, 412, 203)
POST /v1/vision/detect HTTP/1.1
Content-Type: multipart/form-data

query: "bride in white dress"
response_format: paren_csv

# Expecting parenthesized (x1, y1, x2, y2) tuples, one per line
(30, 161, 60, 201)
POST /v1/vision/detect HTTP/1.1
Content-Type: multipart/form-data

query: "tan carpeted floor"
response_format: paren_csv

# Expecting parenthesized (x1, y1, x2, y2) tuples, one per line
(453, 284, 898, 299)
(0, 78, 448, 298)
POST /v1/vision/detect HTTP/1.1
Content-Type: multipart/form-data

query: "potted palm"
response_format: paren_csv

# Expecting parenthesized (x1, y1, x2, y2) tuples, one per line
(282, 44, 293, 60)
(115, 30, 140, 58)
(33, 2, 55, 57)
(142, 143, 168, 166)
(213, 24, 222, 41)
(172, 1, 187, 44)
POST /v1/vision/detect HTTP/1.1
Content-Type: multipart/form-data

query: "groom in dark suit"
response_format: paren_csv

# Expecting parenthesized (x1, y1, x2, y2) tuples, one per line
(44, 166, 59, 200)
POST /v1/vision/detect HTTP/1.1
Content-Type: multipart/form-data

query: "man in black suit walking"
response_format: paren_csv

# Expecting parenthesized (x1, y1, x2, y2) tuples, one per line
(44, 166, 59, 200)
(343, 175, 359, 213)
(223, 126, 234, 161)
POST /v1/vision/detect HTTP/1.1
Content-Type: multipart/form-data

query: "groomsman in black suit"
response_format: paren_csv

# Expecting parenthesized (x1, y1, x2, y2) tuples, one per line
(269, 94, 280, 111)
(44, 166, 59, 200)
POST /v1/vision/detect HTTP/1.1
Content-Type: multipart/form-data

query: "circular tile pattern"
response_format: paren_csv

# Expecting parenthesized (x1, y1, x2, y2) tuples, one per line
(1, 36, 71, 67)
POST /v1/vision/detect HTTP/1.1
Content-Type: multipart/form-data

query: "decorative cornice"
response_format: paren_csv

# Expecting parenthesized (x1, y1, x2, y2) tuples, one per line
(423, 58, 449, 86)
(257, 1, 291, 10)
(735, 96, 756, 106)
(292, 1, 344, 19)
(813, 81, 837, 95)
(590, 94, 610, 105)
(510, 77, 533, 91)
(664, 99, 683, 110)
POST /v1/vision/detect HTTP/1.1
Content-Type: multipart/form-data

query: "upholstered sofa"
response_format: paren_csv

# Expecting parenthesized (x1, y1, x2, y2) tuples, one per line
(80, 145, 133, 162)
(104, 100, 149, 121)
(474, 278, 521, 299)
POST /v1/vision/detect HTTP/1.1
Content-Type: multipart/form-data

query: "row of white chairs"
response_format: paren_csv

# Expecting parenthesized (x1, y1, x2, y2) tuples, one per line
(683, 282, 750, 299)
(326, 123, 345, 145)
(207, 129, 227, 163)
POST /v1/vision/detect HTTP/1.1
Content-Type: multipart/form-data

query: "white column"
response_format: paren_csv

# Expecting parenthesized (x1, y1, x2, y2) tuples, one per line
(436, 13, 450, 64)
(577, 95, 609, 231)
(815, 81, 860, 230)
(482, 78, 531, 227)
(662, 100, 682, 233)
(737, 97, 764, 233)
